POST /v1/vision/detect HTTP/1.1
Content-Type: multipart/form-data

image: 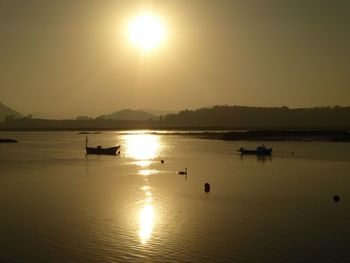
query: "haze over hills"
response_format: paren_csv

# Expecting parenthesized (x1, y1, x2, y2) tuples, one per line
(0, 107, 174, 121)
(1, 104, 350, 130)
(99, 109, 158, 121)
(29, 108, 176, 120)
(137, 108, 176, 117)
(98, 108, 175, 121)
(99, 108, 176, 121)
(0, 101, 22, 121)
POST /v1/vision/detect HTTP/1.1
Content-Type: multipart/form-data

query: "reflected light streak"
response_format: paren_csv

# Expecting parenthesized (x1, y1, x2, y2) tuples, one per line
(135, 160, 152, 167)
(145, 197, 153, 203)
(139, 169, 159, 176)
(139, 183, 155, 244)
(125, 134, 160, 163)
(139, 204, 154, 244)
(125, 134, 160, 244)
(140, 186, 150, 191)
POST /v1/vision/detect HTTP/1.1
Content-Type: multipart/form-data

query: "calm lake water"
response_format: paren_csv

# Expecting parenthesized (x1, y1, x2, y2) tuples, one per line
(1, 131, 350, 262)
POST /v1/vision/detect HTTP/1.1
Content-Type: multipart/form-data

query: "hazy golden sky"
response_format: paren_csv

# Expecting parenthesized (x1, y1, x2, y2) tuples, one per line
(1, 0, 349, 118)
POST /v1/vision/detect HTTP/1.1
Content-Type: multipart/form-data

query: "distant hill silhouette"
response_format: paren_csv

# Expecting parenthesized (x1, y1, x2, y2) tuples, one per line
(1, 105, 349, 130)
(0, 101, 22, 122)
(100, 109, 157, 121)
(137, 108, 176, 116)
(161, 105, 350, 129)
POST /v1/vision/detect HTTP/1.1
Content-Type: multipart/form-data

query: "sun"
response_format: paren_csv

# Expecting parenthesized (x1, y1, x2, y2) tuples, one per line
(128, 13, 166, 51)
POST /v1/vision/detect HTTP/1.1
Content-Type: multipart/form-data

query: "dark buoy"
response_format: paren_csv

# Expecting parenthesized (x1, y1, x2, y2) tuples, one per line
(204, 183, 210, 193)
(161, 160, 164, 163)
(333, 195, 340, 202)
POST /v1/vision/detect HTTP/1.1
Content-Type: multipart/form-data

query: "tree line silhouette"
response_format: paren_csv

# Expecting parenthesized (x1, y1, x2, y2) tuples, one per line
(160, 105, 350, 129)
(1, 105, 349, 130)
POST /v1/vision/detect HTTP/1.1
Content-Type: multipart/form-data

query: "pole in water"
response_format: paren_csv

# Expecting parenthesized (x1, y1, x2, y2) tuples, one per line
(204, 183, 210, 193)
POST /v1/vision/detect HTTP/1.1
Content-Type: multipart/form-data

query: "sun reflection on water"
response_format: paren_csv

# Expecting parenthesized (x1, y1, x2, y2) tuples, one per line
(139, 184, 155, 244)
(124, 134, 160, 162)
(139, 203, 154, 244)
(139, 169, 159, 176)
(135, 160, 153, 167)
(123, 134, 161, 244)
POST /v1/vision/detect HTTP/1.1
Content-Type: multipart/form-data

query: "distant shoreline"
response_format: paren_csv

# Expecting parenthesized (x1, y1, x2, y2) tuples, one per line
(198, 130, 350, 142)
(1, 129, 349, 142)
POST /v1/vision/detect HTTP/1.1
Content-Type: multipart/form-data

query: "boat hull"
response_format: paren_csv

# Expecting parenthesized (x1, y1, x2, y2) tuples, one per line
(86, 146, 120, 155)
(238, 147, 272, 155)
(0, 138, 18, 143)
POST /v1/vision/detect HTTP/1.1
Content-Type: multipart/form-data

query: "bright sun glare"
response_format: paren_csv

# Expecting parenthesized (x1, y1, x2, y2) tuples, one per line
(128, 13, 166, 51)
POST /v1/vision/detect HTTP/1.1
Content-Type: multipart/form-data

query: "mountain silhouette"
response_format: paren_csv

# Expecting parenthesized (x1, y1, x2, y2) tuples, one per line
(0, 101, 22, 122)
(1, 105, 349, 130)
(137, 108, 175, 116)
(101, 109, 157, 121)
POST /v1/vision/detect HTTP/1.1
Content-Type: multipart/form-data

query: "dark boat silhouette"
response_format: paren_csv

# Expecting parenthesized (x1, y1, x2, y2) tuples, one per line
(85, 137, 120, 155)
(0, 138, 18, 143)
(237, 145, 272, 155)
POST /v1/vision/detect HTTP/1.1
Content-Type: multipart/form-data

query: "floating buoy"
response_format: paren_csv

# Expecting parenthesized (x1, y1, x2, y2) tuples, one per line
(204, 183, 210, 193)
(333, 195, 340, 202)
(161, 160, 164, 163)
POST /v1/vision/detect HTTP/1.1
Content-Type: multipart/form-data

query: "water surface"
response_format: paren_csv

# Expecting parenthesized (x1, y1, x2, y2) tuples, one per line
(1, 131, 350, 262)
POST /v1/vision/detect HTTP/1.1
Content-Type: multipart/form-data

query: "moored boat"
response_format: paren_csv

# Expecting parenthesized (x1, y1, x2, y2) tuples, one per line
(0, 138, 18, 143)
(86, 145, 120, 155)
(85, 137, 120, 155)
(237, 145, 272, 155)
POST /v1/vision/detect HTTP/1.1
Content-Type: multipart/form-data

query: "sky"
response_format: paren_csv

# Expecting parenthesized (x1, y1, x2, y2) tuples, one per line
(1, 0, 349, 118)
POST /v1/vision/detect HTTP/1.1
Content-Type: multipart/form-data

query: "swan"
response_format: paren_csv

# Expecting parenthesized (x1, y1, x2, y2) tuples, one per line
(178, 167, 187, 175)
